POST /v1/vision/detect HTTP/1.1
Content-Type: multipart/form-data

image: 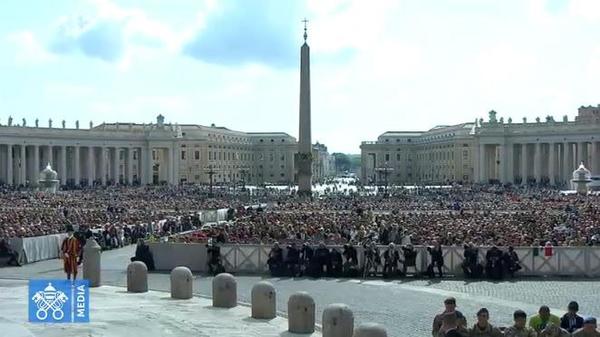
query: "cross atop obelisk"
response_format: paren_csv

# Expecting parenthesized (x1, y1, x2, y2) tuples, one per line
(302, 18, 308, 42)
(297, 18, 312, 197)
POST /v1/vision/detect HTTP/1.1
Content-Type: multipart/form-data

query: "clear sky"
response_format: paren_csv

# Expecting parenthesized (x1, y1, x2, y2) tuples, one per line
(1, 0, 599, 153)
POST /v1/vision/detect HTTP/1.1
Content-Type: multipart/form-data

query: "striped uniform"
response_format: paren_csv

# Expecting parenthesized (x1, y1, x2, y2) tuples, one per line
(61, 236, 81, 275)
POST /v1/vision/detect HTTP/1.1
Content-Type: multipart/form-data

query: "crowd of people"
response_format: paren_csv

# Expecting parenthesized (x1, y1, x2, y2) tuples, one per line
(433, 297, 600, 336)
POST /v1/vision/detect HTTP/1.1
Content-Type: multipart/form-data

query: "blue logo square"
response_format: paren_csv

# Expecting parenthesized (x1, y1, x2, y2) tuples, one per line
(29, 279, 90, 323)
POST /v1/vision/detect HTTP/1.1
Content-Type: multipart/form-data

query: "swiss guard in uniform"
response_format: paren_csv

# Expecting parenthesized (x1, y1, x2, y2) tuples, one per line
(61, 225, 82, 280)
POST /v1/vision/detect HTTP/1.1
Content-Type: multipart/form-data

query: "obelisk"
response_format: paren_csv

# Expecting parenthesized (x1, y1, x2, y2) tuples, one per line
(297, 19, 312, 197)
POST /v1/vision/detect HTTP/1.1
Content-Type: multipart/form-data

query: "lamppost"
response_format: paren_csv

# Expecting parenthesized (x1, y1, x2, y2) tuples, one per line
(239, 167, 249, 191)
(205, 165, 215, 197)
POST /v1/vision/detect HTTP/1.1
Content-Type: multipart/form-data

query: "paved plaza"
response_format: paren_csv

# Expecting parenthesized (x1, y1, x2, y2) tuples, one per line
(1, 246, 599, 337)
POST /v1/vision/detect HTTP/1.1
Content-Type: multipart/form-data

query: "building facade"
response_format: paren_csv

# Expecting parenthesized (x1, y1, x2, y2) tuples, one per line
(361, 105, 600, 186)
(0, 115, 331, 187)
(361, 123, 475, 185)
(474, 106, 600, 186)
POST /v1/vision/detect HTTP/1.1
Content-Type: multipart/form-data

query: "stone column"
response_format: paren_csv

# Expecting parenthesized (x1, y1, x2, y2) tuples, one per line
(473, 144, 480, 182)
(521, 143, 528, 184)
(33, 145, 39, 183)
(578, 142, 586, 166)
(172, 144, 180, 185)
(534, 143, 542, 184)
(127, 147, 134, 184)
(506, 143, 514, 184)
(74, 145, 80, 185)
(478, 144, 486, 183)
(87, 146, 94, 186)
(47, 145, 53, 168)
(6, 144, 13, 186)
(20, 145, 26, 185)
(141, 147, 148, 185)
(563, 142, 570, 185)
(100, 146, 107, 185)
(113, 147, 120, 185)
(498, 144, 506, 183)
(592, 142, 600, 175)
(549, 143, 556, 186)
(60, 145, 67, 185)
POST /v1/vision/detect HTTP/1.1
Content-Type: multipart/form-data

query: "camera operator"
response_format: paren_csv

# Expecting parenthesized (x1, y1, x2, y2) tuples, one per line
(401, 243, 417, 276)
(503, 246, 521, 278)
(206, 239, 224, 276)
(342, 242, 359, 277)
(313, 242, 331, 278)
(329, 247, 343, 277)
(363, 240, 381, 278)
(300, 242, 314, 277)
(485, 246, 504, 280)
(427, 241, 444, 278)
(267, 242, 284, 276)
(383, 243, 400, 278)
(462, 243, 482, 278)
(285, 242, 300, 277)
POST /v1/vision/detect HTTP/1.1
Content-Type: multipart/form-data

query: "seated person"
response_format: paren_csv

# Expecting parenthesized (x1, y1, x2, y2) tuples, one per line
(0, 239, 20, 266)
(130, 239, 155, 271)
(285, 242, 300, 276)
(267, 242, 284, 276)
(329, 248, 343, 277)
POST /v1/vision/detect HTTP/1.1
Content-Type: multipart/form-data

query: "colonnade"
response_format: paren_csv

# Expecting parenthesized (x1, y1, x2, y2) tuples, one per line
(0, 143, 178, 186)
(477, 141, 600, 185)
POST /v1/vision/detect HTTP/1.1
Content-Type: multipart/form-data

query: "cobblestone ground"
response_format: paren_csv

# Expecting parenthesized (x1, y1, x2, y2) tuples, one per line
(2, 246, 599, 337)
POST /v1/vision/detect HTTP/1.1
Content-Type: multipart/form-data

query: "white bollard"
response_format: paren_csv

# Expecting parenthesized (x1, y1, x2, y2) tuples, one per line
(212, 273, 237, 308)
(251, 281, 276, 319)
(127, 261, 148, 293)
(83, 237, 101, 287)
(353, 323, 388, 337)
(288, 291, 315, 334)
(323, 303, 354, 337)
(170, 266, 193, 299)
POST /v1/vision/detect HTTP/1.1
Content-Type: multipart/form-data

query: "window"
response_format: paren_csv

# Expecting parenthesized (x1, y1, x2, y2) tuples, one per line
(195, 151, 200, 160)
(152, 150, 156, 160)
(396, 154, 401, 161)
(181, 151, 186, 160)
(119, 151, 124, 160)
(270, 153, 274, 161)
(209, 152, 212, 160)
(194, 175, 200, 180)
(385, 154, 390, 161)
(280, 173, 285, 177)
(218, 152, 222, 160)
(280, 165, 285, 169)
(281, 155, 285, 161)
(133, 152, 137, 160)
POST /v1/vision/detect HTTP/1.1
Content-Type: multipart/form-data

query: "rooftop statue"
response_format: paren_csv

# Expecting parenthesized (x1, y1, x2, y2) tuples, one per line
(22, 118, 26, 127)
(488, 110, 497, 123)
(8, 116, 13, 126)
(49, 119, 53, 128)
(35, 118, 39, 127)
(76, 120, 79, 129)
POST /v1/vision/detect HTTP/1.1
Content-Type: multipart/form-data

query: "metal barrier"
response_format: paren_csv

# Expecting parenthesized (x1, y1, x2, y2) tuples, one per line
(148, 243, 600, 277)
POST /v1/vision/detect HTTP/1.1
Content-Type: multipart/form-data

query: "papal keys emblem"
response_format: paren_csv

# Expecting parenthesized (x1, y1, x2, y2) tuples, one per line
(31, 282, 69, 320)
